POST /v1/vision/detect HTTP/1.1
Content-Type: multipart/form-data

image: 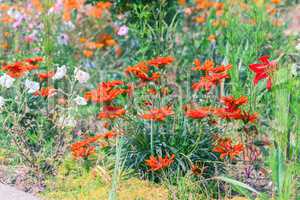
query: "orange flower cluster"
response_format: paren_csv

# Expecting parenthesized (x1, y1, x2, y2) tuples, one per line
(191, 0, 224, 24)
(71, 131, 117, 159)
(212, 137, 244, 160)
(84, 80, 128, 103)
(192, 59, 231, 92)
(34, 87, 57, 97)
(37, 71, 55, 81)
(88, 2, 112, 19)
(97, 105, 126, 119)
(145, 154, 175, 171)
(63, 0, 111, 21)
(185, 96, 258, 124)
(71, 134, 102, 159)
(2, 57, 43, 78)
(125, 56, 175, 82)
(141, 106, 174, 121)
(80, 34, 117, 58)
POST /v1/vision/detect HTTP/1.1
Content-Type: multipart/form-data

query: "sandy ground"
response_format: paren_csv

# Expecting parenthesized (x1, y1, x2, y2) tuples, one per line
(0, 184, 40, 200)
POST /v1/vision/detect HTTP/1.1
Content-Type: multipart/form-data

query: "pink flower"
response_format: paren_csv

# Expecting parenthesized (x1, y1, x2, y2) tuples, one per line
(117, 25, 129, 36)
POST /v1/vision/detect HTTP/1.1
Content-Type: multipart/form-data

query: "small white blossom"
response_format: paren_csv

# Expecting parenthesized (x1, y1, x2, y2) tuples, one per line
(0, 74, 15, 88)
(74, 68, 90, 84)
(25, 79, 40, 93)
(74, 96, 87, 105)
(0, 96, 5, 108)
(53, 65, 67, 80)
(296, 43, 300, 51)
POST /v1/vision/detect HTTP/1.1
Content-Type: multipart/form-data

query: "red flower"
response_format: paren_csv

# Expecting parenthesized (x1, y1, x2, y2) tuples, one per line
(84, 80, 127, 103)
(23, 57, 43, 65)
(249, 55, 277, 90)
(191, 59, 214, 72)
(37, 71, 55, 81)
(2, 62, 38, 78)
(185, 107, 212, 119)
(97, 106, 126, 119)
(101, 131, 117, 139)
(34, 87, 56, 97)
(71, 135, 102, 159)
(213, 138, 244, 160)
(145, 154, 175, 171)
(141, 106, 174, 121)
(214, 108, 258, 123)
(192, 73, 229, 92)
(220, 96, 248, 112)
(125, 62, 160, 82)
(147, 56, 175, 68)
(209, 64, 232, 73)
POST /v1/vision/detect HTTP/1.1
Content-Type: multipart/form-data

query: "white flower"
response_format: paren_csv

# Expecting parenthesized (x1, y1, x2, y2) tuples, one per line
(0, 74, 15, 88)
(53, 65, 67, 80)
(24, 79, 40, 93)
(296, 43, 300, 51)
(0, 96, 5, 108)
(74, 68, 90, 83)
(74, 96, 87, 105)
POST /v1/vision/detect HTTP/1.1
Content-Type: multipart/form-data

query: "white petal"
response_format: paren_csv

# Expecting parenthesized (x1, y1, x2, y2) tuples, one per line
(25, 79, 40, 93)
(74, 96, 87, 105)
(0, 74, 15, 88)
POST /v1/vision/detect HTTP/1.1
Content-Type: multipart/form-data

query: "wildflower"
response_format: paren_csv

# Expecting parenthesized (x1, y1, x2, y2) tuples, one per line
(74, 95, 87, 105)
(71, 134, 102, 159)
(213, 138, 244, 160)
(220, 96, 248, 112)
(185, 107, 211, 119)
(208, 34, 216, 42)
(75, 68, 90, 83)
(296, 43, 300, 51)
(0, 96, 5, 108)
(141, 107, 174, 121)
(84, 80, 127, 103)
(34, 87, 56, 97)
(31, 0, 43, 12)
(214, 108, 258, 123)
(191, 59, 214, 72)
(83, 50, 93, 58)
(194, 16, 206, 24)
(249, 56, 277, 90)
(209, 64, 232, 73)
(271, 0, 281, 4)
(117, 25, 129, 36)
(24, 79, 40, 93)
(97, 106, 126, 119)
(178, 0, 186, 5)
(88, 2, 112, 19)
(97, 33, 117, 47)
(145, 154, 175, 171)
(53, 65, 67, 80)
(2, 62, 37, 78)
(101, 131, 117, 139)
(23, 57, 43, 65)
(57, 33, 69, 45)
(37, 71, 55, 81)
(125, 62, 160, 82)
(192, 73, 229, 92)
(147, 56, 175, 68)
(0, 73, 15, 88)
(191, 165, 203, 176)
